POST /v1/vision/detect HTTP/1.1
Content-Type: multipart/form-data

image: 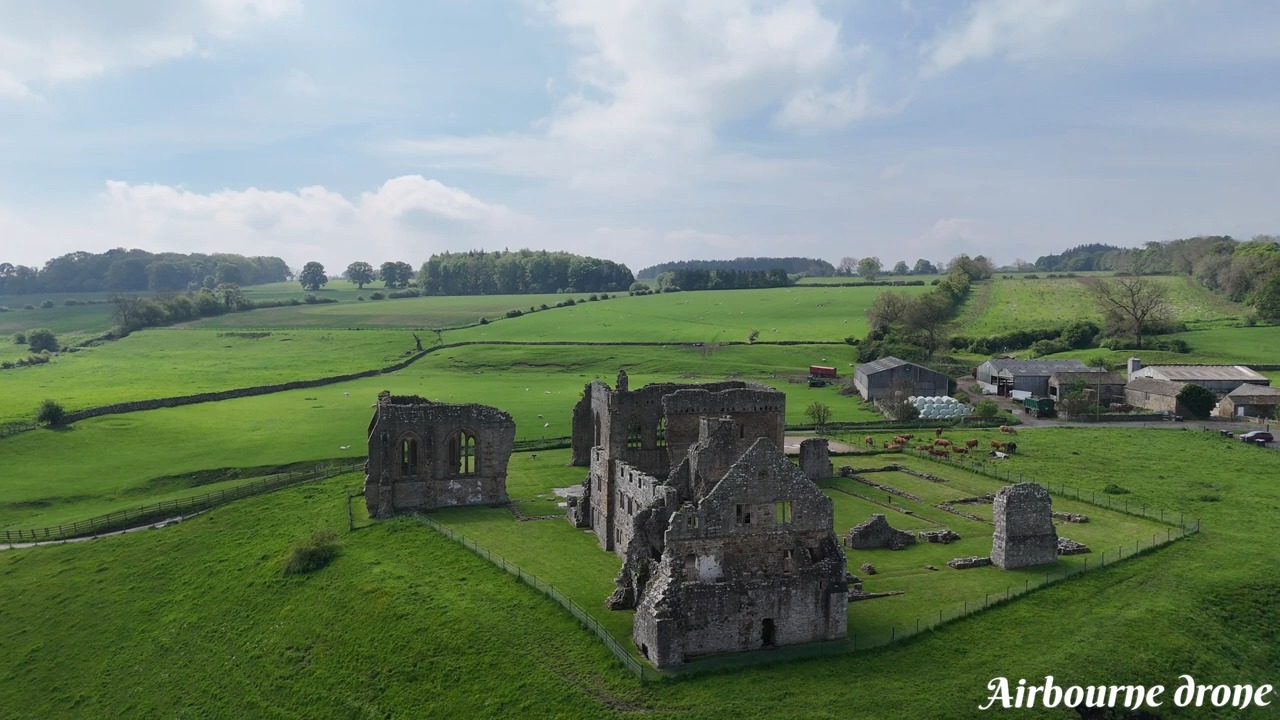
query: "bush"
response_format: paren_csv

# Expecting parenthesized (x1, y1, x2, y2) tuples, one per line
(1102, 483, 1130, 495)
(479, 317, 489, 325)
(1177, 383, 1216, 418)
(26, 328, 58, 353)
(629, 281, 650, 292)
(63, 298, 81, 306)
(357, 296, 365, 302)
(588, 294, 599, 301)
(504, 309, 523, 318)
(0, 306, 9, 312)
(1030, 338, 1070, 357)
(303, 294, 319, 304)
(13, 332, 25, 345)
(39, 299, 54, 309)
(23, 304, 35, 310)
(36, 399, 65, 427)
(388, 289, 420, 299)
(369, 292, 385, 300)
(283, 528, 339, 574)
(973, 400, 1000, 419)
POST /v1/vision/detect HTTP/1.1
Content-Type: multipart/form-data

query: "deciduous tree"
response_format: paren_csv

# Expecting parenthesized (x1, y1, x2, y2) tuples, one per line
(1083, 276, 1172, 350)
(299, 262, 328, 291)
(345, 262, 375, 289)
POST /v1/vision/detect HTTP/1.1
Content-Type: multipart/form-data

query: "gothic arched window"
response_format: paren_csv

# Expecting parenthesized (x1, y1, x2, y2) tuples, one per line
(448, 429, 478, 475)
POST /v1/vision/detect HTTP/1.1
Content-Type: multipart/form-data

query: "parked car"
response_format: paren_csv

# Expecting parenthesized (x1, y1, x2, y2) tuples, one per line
(1238, 430, 1274, 443)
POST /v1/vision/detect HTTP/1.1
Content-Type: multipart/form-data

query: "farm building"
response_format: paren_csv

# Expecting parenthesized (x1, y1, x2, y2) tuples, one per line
(1214, 384, 1280, 419)
(1127, 361, 1269, 395)
(1124, 378, 1188, 415)
(976, 359, 1089, 398)
(1048, 370, 1126, 405)
(853, 357, 950, 401)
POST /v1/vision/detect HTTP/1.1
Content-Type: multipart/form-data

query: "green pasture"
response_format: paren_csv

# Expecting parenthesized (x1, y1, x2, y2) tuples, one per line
(0, 299, 114, 337)
(0, 328, 421, 426)
(0, 343, 878, 529)
(6, 429, 1263, 717)
(954, 274, 1246, 338)
(444, 286, 925, 344)
(190, 290, 575, 330)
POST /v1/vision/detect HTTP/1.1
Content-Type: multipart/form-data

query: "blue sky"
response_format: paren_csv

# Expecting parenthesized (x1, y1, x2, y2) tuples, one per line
(1, 0, 1277, 273)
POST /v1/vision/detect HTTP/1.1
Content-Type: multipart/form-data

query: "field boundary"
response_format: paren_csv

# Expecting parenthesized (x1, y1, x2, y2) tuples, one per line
(411, 502, 1198, 682)
(2, 459, 363, 545)
(3, 340, 848, 440)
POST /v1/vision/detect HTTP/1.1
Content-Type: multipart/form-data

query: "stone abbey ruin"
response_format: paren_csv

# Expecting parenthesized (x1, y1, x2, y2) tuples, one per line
(567, 371, 848, 668)
(364, 392, 515, 517)
(363, 376, 1085, 670)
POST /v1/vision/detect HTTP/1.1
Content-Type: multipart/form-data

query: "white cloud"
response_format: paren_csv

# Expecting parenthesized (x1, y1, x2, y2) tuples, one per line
(924, 0, 1157, 74)
(0, 176, 526, 270)
(0, 0, 299, 97)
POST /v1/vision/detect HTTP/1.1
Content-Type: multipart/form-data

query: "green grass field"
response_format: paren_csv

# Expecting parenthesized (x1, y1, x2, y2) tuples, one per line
(0, 342, 878, 529)
(2, 428, 1275, 718)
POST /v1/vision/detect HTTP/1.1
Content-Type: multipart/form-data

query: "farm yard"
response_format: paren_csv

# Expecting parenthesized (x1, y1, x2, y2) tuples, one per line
(1, 276, 1279, 718)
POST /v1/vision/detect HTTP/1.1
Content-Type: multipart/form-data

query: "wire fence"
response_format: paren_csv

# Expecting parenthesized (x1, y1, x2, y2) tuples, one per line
(411, 512, 656, 682)
(3, 459, 364, 545)
(900, 449, 1196, 527)
(410, 507, 1199, 681)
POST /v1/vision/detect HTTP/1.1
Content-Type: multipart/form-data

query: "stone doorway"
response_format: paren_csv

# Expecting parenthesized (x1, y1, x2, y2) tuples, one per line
(761, 618, 776, 647)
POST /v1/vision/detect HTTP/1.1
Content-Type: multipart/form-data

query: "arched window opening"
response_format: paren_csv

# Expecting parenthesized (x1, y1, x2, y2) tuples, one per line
(448, 429, 478, 475)
(626, 423, 643, 449)
(656, 417, 667, 448)
(400, 436, 419, 476)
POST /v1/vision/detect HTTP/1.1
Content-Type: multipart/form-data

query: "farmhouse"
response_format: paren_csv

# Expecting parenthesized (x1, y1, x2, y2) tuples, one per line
(976, 359, 1089, 398)
(568, 372, 847, 668)
(364, 393, 516, 518)
(1124, 378, 1188, 415)
(1214, 384, 1280, 419)
(1127, 361, 1269, 395)
(1047, 370, 1126, 405)
(854, 356, 950, 401)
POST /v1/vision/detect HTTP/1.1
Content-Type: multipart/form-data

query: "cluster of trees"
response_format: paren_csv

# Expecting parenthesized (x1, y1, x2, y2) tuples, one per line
(857, 265, 979, 362)
(653, 267, 791, 292)
(417, 250, 633, 296)
(1034, 235, 1280, 319)
(835, 257, 949, 280)
(637, 257, 834, 279)
(340, 261, 416, 289)
(0, 250, 290, 295)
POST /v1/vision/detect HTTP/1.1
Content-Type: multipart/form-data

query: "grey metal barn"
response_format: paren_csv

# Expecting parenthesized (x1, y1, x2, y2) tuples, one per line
(977, 359, 1089, 398)
(854, 357, 951, 401)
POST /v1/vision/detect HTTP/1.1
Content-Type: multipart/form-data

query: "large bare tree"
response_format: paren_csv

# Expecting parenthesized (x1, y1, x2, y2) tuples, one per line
(1083, 276, 1172, 349)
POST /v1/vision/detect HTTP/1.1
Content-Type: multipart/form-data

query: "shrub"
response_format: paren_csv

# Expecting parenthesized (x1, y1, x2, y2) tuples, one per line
(953, 390, 971, 404)
(39, 299, 54, 309)
(303, 294, 319, 304)
(504, 309, 523, 318)
(24, 304, 35, 310)
(36, 399, 65, 427)
(1030, 338, 1070, 357)
(388, 289, 420, 299)
(357, 296, 365, 302)
(1102, 483, 1130, 495)
(0, 306, 9, 312)
(973, 400, 1000, 419)
(539, 303, 549, 311)
(26, 328, 58, 353)
(588, 294, 599, 301)
(0, 361, 12, 369)
(629, 281, 650, 292)
(479, 317, 489, 325)
(13, 332, 25, 345)
(63, 298, 80, 306)
(1177, 384, 1216, 418)
(283, 528, 339, 574)
(599, 293, 610, 300)
(369, 292, 385, 300)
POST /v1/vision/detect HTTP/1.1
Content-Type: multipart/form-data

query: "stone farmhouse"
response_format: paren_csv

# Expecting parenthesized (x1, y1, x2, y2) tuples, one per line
(1126, 361, 1269, 395)
(568, 372, 848, 668)
(975, 359, 1089, 398)
(364, 393, 515, 518)
(1215, 384, 1280, 419)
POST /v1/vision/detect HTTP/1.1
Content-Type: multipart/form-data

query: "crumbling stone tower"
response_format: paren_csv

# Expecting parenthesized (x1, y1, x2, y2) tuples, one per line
(991, 483, 1058, 569)
(364, 393, 515, 517)
(569, 372, 785, 555)
(798, 437, 833, 480)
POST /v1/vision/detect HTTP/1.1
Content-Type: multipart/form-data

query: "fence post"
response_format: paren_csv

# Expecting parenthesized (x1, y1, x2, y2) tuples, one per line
(346, 490, 354, 531)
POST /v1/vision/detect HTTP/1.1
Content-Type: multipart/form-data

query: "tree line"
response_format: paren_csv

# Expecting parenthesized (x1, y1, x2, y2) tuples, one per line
(416, 250, 633, 295)
(653, 267, 791, 291)
(835, 257, 952, 280)
(0, 250, 290, 296)
(854, 255, 989, 363)
(636, 257, 835, 279)
(1033, 235, 1280, 320)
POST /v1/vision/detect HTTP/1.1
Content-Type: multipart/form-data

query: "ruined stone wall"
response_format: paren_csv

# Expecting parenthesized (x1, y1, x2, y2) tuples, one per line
(661, 386, 784, 469)
(364, 396, 515, 517)
(991, 483, 1058, 569)
(799, 438, 833, 480)
(632, 438, 848, 668)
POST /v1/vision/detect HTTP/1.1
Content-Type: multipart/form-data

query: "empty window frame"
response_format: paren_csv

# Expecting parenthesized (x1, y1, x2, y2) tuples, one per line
(447, 429, 477, 475)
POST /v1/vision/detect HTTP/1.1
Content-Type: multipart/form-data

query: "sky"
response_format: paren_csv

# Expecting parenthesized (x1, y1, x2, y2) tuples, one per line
(1, 0, 1278, 274)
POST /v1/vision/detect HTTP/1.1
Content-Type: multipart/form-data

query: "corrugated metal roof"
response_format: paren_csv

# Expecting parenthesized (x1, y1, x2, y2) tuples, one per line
(993, 360, 1089, 377)
(1049, 371, 1125, 385)
(856, 356, 911, 374)
(1125, 377, 1187, 396)
(1227, 383, 1280, 399)
(1135, 365, 1267, 382)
